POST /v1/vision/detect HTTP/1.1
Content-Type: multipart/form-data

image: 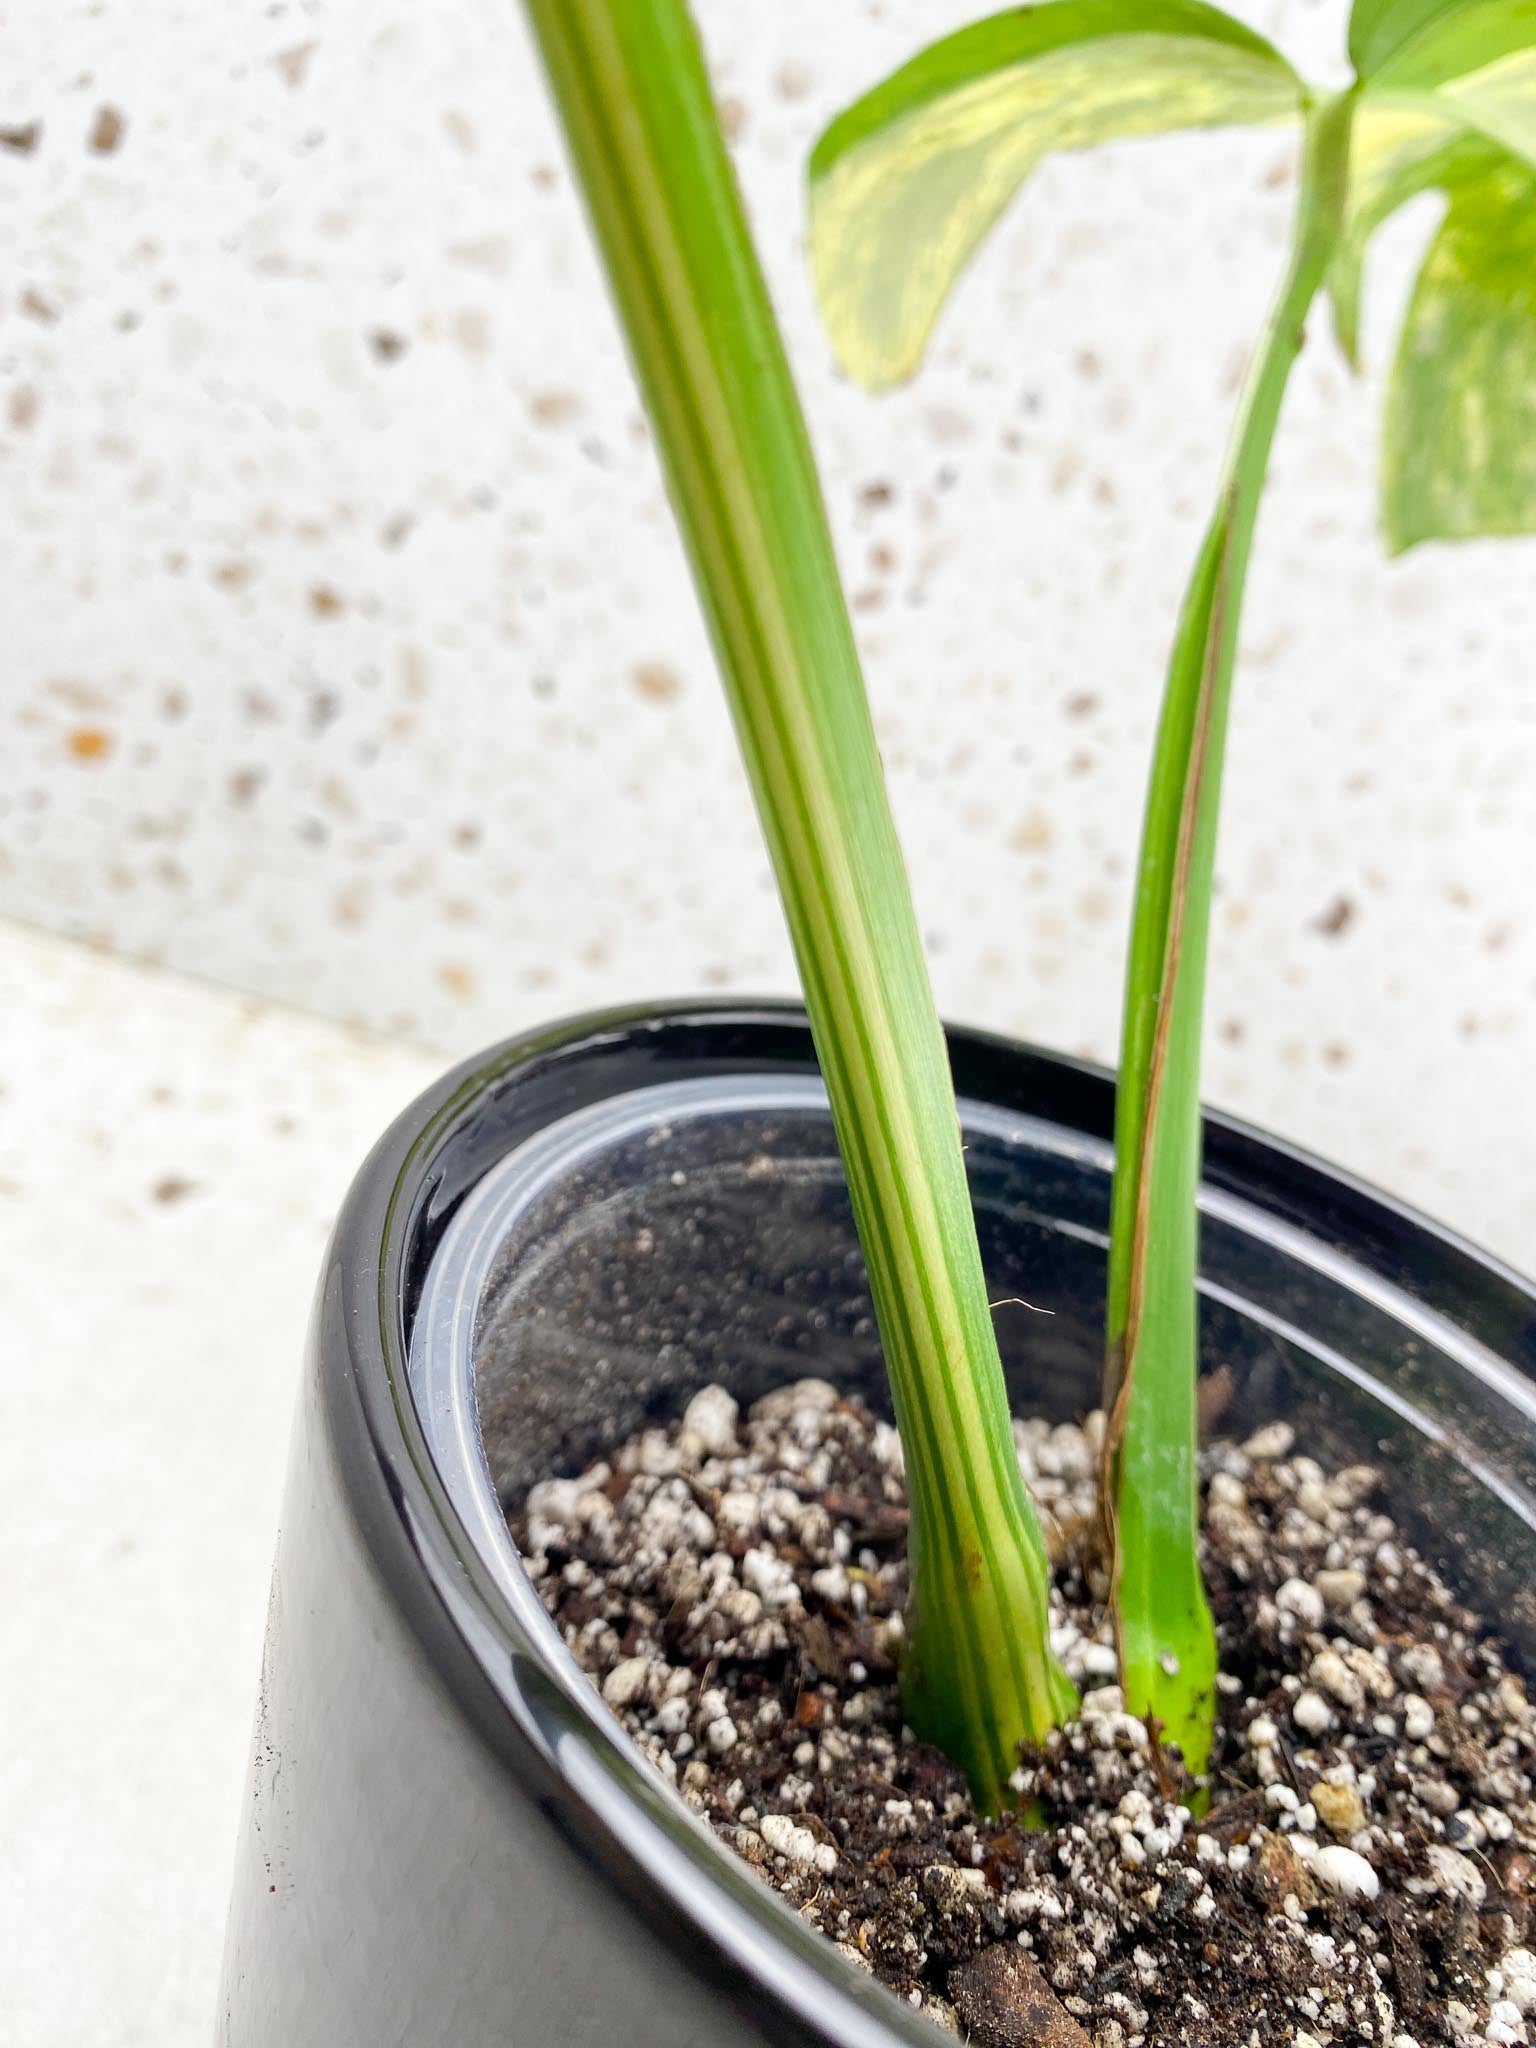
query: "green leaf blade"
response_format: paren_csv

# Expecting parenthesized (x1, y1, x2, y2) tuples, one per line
(1362, 0, 1536, 86)
(1383, 151, 1536, 548)
(1349, 0, 1492, 78)
(1351, 0, 1536, 174)
(808, 0, 1302, 389)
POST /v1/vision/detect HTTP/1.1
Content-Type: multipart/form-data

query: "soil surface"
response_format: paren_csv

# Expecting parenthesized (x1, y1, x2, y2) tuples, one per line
(514, 1382, 1536, 2047)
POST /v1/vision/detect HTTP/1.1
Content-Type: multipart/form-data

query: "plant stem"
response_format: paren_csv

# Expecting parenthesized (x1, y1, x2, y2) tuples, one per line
(520, 0, 1074, 1814)
(1104, 88, 1356, 1773)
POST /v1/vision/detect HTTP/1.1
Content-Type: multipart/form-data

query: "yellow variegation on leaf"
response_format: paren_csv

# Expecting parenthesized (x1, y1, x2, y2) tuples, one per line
(1335, 0, 1536, 546)
(1383, 151, 1536, 548)
(808, 0, 1302, 389)
(1354, 0, 1536, 168)
(1329, 100, 1490, 364)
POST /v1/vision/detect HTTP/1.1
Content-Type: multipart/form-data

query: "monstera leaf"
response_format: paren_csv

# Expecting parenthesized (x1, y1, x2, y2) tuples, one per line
(1350, 0, 1534, 82)
(1353, 0, 1536, 165)
(1350, 0, 1462, 74)
(1383, 150, 1536, 547)
(1329, 105, 1495, 363)
(808, 0, 1302, 388)
(1337, 0, 1536, 546)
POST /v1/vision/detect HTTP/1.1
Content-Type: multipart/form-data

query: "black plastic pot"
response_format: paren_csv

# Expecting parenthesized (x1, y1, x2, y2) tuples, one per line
(219, 1002, 1536, 2047)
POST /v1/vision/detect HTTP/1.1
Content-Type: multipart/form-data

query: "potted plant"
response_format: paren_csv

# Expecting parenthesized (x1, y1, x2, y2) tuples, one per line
(220, 3, 1536, 2044)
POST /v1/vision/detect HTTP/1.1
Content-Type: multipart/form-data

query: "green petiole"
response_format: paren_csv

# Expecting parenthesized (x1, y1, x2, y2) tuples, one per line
(520, 0, 1073, 1814)
(1105, 92, 1357, 1772)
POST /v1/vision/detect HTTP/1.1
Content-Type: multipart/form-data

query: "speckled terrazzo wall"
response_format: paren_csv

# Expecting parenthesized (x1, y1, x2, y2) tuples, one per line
(2, 0, 1533, 1267)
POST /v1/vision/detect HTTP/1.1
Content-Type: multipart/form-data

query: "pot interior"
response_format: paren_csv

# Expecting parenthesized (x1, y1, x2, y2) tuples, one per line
(408, 1071, 1536, 1666)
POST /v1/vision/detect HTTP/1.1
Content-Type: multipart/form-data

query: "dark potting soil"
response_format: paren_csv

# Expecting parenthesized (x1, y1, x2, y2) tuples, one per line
(513, 1382, 1536, 2047)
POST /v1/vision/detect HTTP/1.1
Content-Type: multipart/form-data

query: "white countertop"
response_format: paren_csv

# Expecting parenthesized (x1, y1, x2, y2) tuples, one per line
(0, 919, 436, 2048)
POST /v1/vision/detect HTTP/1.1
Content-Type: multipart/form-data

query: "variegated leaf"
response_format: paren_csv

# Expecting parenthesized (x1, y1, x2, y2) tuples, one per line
(808, 0, 1301, 388)
(1383, 150, 1536, 549)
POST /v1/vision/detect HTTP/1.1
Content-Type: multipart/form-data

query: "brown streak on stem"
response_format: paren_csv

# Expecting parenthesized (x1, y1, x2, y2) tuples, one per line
(1102, 498, 1235, 1614)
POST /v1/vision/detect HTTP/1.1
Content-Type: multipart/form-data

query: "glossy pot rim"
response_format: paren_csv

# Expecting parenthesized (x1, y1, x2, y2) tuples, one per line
(323, 998, 1536, 2046)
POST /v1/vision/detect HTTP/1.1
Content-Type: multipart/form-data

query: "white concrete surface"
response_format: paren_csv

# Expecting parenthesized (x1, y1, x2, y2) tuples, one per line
(2, 0, 1533, 1268)
(0, 919, 436, 2048)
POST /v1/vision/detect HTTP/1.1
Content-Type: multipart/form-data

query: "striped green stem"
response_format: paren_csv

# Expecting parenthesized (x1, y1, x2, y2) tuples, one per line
(520, 0, 1074, 1813)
